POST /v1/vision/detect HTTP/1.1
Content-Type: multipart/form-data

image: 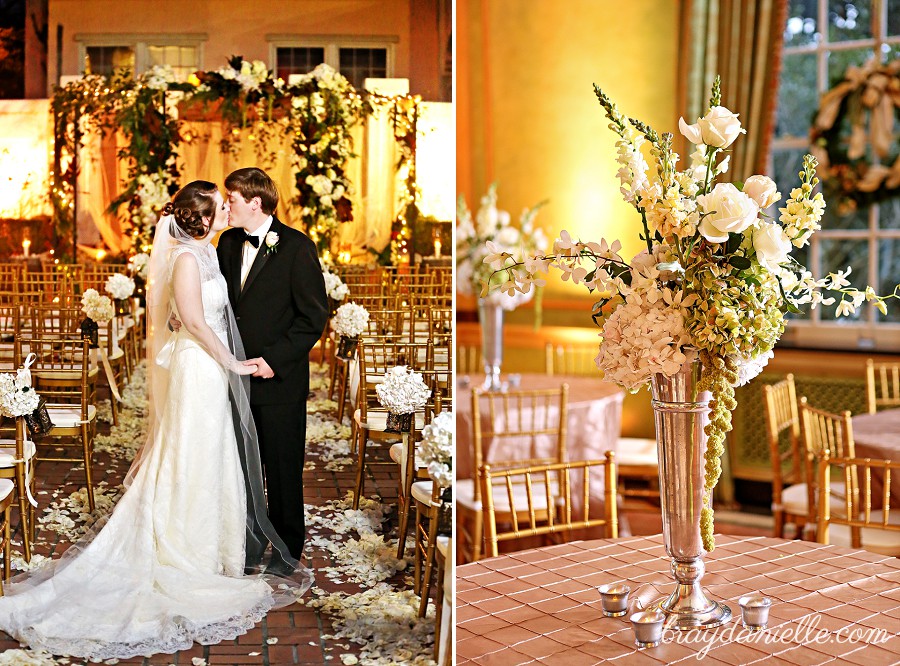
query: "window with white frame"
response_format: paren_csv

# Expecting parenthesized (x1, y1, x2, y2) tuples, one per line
(269, 36, 395, 90)
(774, 0, 900, 351)
(77, 34, 204, 81)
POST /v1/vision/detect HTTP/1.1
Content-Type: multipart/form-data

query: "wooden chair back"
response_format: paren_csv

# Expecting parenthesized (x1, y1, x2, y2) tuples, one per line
(866, 359, 900, 414)
(544, 343, 599, 377)
(480, 455, 618, 558)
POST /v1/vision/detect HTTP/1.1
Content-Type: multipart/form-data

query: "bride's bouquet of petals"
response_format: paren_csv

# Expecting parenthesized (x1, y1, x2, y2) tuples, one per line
(323, 270, 350, 302)
(331, 302, 369, 339)
(375, 366, 431, 415)
(105, 273, 136, 301)
(81, 289, 114, 323)
(457, 183, 548, 310)
(484, 76, 900, 550)
(420, 411, 453, 488)
(0, 372, 39, 418)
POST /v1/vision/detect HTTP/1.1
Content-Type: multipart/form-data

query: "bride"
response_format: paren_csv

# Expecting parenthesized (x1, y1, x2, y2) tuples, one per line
(0, 181, 312, 659)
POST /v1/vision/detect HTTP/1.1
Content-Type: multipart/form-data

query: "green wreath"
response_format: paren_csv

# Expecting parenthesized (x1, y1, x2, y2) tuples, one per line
(810, 59, 900, 213)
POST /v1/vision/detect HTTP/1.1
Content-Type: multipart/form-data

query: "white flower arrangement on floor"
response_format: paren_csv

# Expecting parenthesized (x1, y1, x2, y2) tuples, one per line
(81, 289, 114, 323)
(105, 273, 136, 301)
(420, 411, 453, 488)
(330, 302, 369, 339)
(375, 366, 431, 415)
(456, 183, 549, 310)
(323, 270, 350, 302)
(0, 371, 39, 417)
(127, 252, 150, 280)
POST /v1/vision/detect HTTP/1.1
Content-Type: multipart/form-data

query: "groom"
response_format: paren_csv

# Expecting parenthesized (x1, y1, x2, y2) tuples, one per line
(218, 167, 328, 569)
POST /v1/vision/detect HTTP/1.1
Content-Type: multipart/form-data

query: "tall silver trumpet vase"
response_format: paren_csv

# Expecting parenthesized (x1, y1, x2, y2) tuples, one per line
(649, 349, 732, 629)
(477, 298, 504, 391)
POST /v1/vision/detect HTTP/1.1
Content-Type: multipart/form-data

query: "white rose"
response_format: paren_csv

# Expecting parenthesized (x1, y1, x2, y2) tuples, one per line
(679, 105, 745, 148)
(753, 222, 791, 271)
(743, 175, 781, 209)
(696, 183, 759, 243)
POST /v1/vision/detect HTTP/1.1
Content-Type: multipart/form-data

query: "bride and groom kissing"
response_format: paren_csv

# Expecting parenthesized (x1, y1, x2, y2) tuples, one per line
(0, 167, 329, 660)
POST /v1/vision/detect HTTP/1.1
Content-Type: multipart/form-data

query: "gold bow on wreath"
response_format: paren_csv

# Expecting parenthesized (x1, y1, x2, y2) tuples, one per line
(811, 59, 900, 212)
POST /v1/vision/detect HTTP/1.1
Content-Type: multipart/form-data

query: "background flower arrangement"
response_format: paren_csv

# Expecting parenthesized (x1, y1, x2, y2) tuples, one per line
(420, 411, 453, 489)
(456, 184, 548, 311)
(323, 269, 350, 303)
(486, 76, 899, 550)
(105, 273, 136, 301)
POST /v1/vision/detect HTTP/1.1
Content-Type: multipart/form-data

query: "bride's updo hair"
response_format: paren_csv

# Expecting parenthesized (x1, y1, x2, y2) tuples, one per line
(164, 180, 218, 239)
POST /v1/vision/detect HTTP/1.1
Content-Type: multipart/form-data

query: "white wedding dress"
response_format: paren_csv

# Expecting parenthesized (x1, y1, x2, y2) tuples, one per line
(0, 242, 305, 660)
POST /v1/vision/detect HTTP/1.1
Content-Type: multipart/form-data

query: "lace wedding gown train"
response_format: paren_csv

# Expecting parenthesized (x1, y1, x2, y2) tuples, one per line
(0, 247, 295, 660)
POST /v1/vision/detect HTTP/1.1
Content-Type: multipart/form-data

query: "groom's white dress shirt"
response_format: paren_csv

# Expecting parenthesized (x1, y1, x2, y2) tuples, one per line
(240, 215, 273, 288)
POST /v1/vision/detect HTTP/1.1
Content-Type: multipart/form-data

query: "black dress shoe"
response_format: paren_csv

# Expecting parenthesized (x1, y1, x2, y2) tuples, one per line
(264, 559, 296, 577)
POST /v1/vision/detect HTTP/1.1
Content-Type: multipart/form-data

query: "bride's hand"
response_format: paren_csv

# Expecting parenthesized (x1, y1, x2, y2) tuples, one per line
(231, 361, 258, 376)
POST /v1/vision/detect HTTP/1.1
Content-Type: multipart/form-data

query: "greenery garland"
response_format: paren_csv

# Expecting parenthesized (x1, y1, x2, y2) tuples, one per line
(51, 56, 417, 258)
(811, 58, 900, 213)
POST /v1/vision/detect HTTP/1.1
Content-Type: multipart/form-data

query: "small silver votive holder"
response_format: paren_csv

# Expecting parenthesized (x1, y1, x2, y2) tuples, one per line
(738, 594, 772, 631)
(598, 583, 630, 617)
(630, 610, 665, 648)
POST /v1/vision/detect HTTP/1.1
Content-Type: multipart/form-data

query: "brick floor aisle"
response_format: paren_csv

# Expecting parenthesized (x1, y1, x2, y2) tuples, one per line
(0, 362, 436, 665)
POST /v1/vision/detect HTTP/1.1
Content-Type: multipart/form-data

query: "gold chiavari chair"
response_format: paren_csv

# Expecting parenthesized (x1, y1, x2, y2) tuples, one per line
(457, 385, 569, 563)
(456, 345, 481, 375)
(544, 342, 600, 377)
(81, 263, 125, 293)
(816, 455, 900, 556)
(434, 535, 452, 666)
(18, 336, 99, 511)
(799, 397, 854, 537)
(0, 475, 12, 590)
(764, 375, 808, 538)
(352, 338, 432, 510)
(98, 317, 126, 427)
(0, 305, 21, 370)
(0, 264, 22, 293)
(413, 477, 450, 616)
(45, 263, 84, 296)
(865, 359, 900, 414)
(427, 306, 452, 347)
(17, 270, 71, 305)
(27, 303, 82, 337)
(0, 417, 36, 562)
(480, 455, 618, 559)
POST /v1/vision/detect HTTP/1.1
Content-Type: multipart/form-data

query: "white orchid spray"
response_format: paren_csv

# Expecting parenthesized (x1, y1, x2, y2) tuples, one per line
(482, 76, 900, 551)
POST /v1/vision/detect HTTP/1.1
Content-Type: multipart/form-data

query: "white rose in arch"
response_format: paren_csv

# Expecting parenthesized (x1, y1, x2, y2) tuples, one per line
(743, 175, 781, 209)
(696, 182, 759, 243)
(679, 106, 745, 148)
(753, 222, 791, 271)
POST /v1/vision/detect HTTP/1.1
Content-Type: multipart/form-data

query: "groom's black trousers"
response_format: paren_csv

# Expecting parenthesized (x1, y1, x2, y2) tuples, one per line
(250, 401, 307, 559)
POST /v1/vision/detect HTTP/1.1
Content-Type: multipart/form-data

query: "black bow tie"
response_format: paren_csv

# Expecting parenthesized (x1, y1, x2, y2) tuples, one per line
(243, 232, 260, 248)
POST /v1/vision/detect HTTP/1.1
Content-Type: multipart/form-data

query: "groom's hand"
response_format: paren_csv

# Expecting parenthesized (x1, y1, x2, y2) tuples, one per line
(249, 357, 274, 379)
(168, 314, 182, 332)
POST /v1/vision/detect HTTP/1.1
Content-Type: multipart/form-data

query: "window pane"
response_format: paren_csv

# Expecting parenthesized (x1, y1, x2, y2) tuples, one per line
(85, 46, 134, 79)
(772, 147, 807, 203)
(776, 54, 817, 138)
(890, 0, 900, 36)
(878, 197, 900, 229)
(338, 47, 388, 90)
(877, 239, 900, 321)
(147, 45, 198, 80)
(818, 238, 869, 321)
(828, 47, 874, 87)
(828, 0, 873, 42)
(821, 201, 869, 230)
(785, 0, 821, 47)
(276, 47, 325, 82)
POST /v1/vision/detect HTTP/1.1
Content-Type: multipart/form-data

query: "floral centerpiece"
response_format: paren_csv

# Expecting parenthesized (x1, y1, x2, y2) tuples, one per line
(331, 302, 369, 359)
(457, 184, 548, 389)
(375, 366, 431, 433)
(81, 288, 114, 347)
(420, 411, 453, 490)
(483, 77, 899, 629)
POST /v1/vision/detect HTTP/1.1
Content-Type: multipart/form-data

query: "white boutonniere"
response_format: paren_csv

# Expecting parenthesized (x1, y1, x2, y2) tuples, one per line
(265, 231, 280, 255)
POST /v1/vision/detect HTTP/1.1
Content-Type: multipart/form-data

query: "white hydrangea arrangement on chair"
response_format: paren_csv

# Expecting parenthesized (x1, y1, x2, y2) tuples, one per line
(331, 302, 369, 359)
(483, 76, 899, 550)
(375, 366, 431, 433)
(420, 411, 453, 489)
(0, 372, 39, 418)
(127, 253, 150, 280)
(105, 273, 136, 316)
(80, 289, 114, 348)
(323, 270, 350, 303)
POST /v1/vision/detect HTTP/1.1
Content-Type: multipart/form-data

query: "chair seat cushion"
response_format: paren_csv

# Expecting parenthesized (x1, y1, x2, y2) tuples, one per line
(0, 477, 13, 501)
(390, 442, 427, 485)
(826, 513, 900, 556)
(616, 437, 658, 467)
(782, 482, 848, 518)
(0, 439, 37, 467)
(411, 480, 434, 504)
(436, 535, 450, 558)
(46, 404, 97, 428)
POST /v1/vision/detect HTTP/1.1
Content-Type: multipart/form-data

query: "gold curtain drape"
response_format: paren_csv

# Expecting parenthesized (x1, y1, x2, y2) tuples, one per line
(677, 0, 789, 182)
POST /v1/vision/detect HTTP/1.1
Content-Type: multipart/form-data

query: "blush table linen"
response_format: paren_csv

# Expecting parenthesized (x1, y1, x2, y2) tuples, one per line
(456, 534, 900, 665)
(852, 408, 900, 510)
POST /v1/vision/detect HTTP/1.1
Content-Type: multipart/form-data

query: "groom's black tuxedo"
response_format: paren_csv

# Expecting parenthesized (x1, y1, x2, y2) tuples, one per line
(217, 216, 327, 559)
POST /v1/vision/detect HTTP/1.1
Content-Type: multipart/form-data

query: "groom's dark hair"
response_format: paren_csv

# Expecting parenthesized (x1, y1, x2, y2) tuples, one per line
(225, 167, 279, 215)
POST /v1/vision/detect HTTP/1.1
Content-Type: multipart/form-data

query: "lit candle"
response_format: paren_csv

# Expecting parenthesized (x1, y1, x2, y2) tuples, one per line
(434, 239, 441, 257)
(22, 238, 30, 258)
(630, 610, 665, 648)
(598, 584, 631, 617)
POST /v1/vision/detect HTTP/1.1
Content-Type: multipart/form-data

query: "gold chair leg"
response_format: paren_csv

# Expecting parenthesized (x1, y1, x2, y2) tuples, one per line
(82, 423, 95, 512)
(352, 429, 369, 510)
(413, 502, 424, 595)
(337, 364, 348, 424)
(3, 506, 10, 583)
(433, 553, 446, 662)
(329, 356, 339, 400)
(16, 487, 30, 563)
(418, 510, 439, 618)
(396, 491, 410, 560)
